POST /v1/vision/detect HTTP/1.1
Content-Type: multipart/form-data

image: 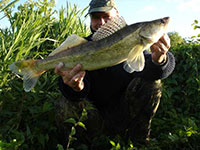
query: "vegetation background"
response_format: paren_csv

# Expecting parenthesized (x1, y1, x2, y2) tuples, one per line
(0, 0, 200, 149)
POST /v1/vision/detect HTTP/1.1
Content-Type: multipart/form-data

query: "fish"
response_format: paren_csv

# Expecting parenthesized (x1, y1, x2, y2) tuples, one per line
(9, 16, 170, 92)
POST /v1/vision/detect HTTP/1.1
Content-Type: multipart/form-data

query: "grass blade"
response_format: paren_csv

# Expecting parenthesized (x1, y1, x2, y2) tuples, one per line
(0, 0, 19, 12)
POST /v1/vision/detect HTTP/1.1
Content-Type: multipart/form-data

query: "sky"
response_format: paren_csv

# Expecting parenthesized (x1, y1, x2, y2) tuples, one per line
(0, 0, 200, 38)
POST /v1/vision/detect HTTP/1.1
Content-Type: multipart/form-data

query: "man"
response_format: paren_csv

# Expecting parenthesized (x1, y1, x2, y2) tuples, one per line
(54, 0, 175, 148)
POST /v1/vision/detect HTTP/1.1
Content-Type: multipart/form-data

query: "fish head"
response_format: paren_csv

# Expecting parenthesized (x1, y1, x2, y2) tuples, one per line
(139, 17, 170, 44)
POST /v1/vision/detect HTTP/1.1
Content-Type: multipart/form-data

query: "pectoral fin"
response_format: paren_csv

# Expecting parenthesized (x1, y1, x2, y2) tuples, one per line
(123, 45, 145, 73)
(49, 34, 88, 56)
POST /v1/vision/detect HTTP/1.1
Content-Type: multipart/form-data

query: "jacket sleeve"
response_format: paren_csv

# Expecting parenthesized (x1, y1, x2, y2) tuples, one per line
(136, 50, 175, 80)
(58, 72, 91, 101)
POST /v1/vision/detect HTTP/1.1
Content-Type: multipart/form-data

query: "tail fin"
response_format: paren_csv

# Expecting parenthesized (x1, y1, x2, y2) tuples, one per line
(9, 59, 45, 92)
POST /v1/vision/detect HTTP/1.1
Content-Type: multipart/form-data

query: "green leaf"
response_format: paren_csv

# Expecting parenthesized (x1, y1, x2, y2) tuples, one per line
(194, 25, 200, 30)
(42, 102, 52, 112)
(70, 126, 76, 136)
(110, 140, 115, 146)
(57, 144, 64, 150)
(81, 108, 87, 117)
(64, 118, 76, 124)
(116, 143, 121, 149)
(70, 137, 77, 141)
(77, 122, 86, 130)
(194, 20, 198, 24)
(130, 143, 134, 148)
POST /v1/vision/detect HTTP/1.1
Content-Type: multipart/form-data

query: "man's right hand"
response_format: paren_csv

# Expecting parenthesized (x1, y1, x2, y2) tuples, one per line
(55, 62, 86, 92)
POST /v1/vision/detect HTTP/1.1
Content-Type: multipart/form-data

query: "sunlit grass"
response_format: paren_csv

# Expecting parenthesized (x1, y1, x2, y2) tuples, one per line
(0, 0, 90, 149)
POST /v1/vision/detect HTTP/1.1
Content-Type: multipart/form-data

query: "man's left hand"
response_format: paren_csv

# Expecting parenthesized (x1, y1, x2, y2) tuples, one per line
(150, 33, 171, 64)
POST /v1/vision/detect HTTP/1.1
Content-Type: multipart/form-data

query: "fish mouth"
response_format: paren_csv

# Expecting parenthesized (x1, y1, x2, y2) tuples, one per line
(161, 17, 170, 25)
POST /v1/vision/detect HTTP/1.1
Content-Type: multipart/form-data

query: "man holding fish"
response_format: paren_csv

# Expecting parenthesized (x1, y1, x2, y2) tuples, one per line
(54, 0, 175, 147)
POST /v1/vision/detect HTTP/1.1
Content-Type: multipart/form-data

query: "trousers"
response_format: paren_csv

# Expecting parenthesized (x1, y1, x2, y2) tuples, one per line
(55, 78, 162, 148)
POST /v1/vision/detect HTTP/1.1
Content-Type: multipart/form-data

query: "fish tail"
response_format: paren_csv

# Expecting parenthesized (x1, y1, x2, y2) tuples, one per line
(9, 59, 45, 92)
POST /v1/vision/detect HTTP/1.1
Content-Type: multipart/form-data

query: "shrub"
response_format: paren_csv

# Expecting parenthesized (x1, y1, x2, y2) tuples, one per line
(150, 42, 200, 150)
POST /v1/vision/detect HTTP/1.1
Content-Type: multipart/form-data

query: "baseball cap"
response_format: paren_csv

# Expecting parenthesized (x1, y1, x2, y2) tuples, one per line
(85, 0, 117, 16)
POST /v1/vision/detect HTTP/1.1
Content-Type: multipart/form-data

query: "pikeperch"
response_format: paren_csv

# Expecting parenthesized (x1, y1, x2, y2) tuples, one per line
(9, 16, 170, 92)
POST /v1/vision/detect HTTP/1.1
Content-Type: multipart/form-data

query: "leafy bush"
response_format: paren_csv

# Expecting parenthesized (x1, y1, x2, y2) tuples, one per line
(150, 42, 200, 150)
(168, 32, 185, 48)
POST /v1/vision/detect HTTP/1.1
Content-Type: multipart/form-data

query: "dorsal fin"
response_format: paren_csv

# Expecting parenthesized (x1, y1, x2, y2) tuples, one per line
(91, 16, 127, 41)
(49, 34, 88, 56)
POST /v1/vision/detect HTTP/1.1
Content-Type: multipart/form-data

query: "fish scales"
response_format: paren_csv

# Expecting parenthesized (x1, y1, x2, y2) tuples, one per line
(38, 23, 142, 70)
(9, 16, 170, 92)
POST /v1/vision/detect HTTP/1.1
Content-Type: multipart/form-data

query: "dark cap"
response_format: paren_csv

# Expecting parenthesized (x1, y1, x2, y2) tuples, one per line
(86, 0, 117, 16)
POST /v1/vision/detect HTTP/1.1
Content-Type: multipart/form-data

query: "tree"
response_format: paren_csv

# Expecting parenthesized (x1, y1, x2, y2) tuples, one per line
(192, 20, 200, 41)
(168, 31, 185, 48)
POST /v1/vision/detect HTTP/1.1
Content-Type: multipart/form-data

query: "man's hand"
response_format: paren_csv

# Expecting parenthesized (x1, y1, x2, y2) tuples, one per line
(150, 33, 171, 64)
(55, 63, 86, 92)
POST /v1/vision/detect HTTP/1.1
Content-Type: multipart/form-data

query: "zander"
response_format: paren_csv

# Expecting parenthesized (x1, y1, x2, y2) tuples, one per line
(9, 16, 170, 92)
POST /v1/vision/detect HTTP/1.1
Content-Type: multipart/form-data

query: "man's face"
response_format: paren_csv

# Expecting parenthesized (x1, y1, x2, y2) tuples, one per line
(90, 9, 118, 31)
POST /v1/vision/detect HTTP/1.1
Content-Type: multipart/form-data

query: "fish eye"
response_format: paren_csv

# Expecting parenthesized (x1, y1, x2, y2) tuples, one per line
(161, 19, 166, 24)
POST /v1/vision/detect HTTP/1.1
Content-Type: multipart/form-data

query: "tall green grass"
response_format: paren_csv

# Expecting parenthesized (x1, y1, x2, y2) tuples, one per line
(0, 0, 89, 149)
